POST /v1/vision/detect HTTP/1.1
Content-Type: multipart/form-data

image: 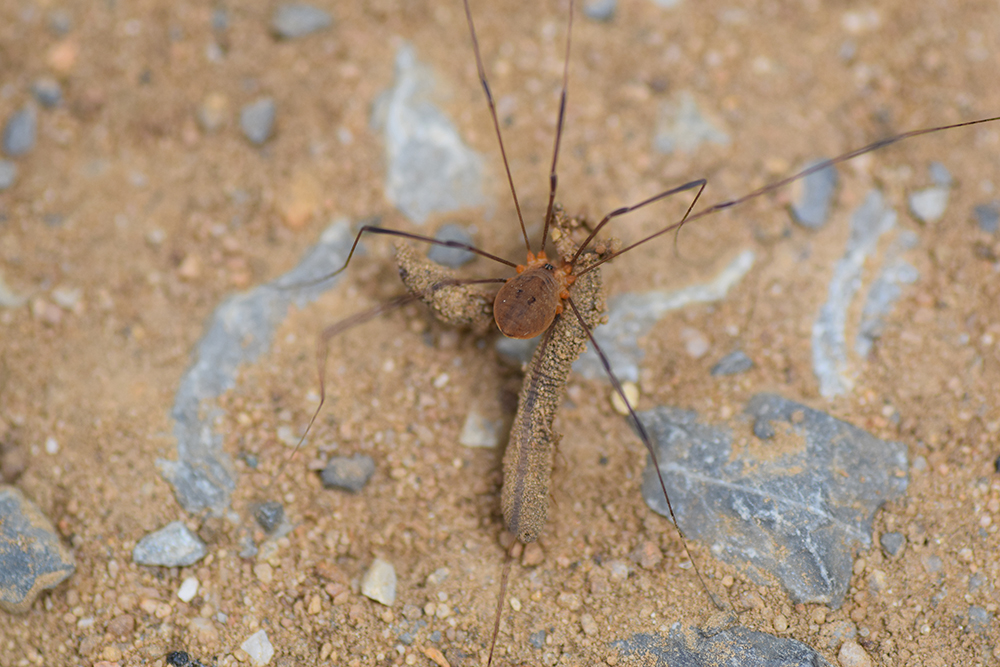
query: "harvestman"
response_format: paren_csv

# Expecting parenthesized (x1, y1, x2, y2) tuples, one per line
(284, 0, 1000, 663)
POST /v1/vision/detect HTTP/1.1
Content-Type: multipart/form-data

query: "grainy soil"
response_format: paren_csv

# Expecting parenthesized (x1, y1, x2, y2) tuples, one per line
(1, 0, 999, 666)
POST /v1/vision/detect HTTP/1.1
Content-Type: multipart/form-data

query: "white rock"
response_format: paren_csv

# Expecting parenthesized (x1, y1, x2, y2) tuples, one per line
(361, 558, 397, 606)
(177, 576, 199, 603)
(240, 629, 275, 666)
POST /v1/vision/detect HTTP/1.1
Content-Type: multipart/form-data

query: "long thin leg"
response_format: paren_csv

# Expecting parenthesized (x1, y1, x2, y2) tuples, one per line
(280, 224, 518, 292)
(571, 178, 707, 268)
(463, 0, 531, 253)
(566, 296, 727, 611)
(540, 0, 575, 251)
(578, 115, 1000, 277)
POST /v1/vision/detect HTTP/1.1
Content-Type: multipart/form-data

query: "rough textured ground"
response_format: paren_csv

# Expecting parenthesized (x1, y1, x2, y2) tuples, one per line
(1, 0, 999, 666)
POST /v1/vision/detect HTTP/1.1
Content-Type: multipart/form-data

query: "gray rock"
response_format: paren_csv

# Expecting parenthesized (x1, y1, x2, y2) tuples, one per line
(974, 203, 999, 234)
(654, 91, 729, 155)
(790, 159, 838, 229)
(373, 44, 487, 224)
(929, 161, 952, 186)
(240, 98, 276, 145)
(159, 220, 354, 515)
(879, 531, 905, 557)
(710, 350, 753, 376)
(3, 107, 37, 157)
(908, 186, 949, 223)
(133, 521, 207, 567)
(0, 161, 16, 190)
(31, 78, 62, 108)
(427, 223, 476, 268)
(812, 190, 896, 398)
(254, 502, 284, 533)
(0, 486, 75, 613)
(855, 231, 919, 359)
(584, 0, 617, 21)
(575, 251, 754, 383)
(967, 606, 993, 633)
(639, 393, 908, 607)
(271, 4, 333, 39)
(529, 629, 547, 649)
(613, 624, 832, 667)
(321, 453, 376, 492)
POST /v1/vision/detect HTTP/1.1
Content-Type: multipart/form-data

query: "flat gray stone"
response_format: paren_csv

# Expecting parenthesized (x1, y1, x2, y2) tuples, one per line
(584, 0, 617, 21)
(612, 624, 832, 667)
(812, 190, 895, 398)
(240, 98, 276, 145)
(427, 223, 476, 268)
(855, 231, 919, 359)
(160, 220, 355, 515)
(133, 521, 207, 567)
(711, 350, 753, 377)
(3, 106, 37, 157)
(974, 203, 999, 234)
(575, 250, 754, 383)
(654, 91, 729, 155)
(0, 160, 16, 190)
(790, 159, 838, 229)
(321, 454, 376, 493)
(32, 78, 62, 108)
(639, 393, 908, 607)
(373, 44, 487, 224)
(908, 186, 949, 223)
(0, 486, 75, 613)
(271, 4, 333, 39)
(879, 531, 905, 557)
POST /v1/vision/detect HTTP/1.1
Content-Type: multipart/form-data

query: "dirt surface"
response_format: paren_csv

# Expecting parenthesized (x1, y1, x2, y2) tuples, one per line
(1, 0, 999, 666)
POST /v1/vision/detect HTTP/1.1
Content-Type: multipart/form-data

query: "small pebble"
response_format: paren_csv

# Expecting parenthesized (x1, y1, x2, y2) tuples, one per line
(132, 521, 207, 567)
(583, 0, 617, 21)
(177, 576, 199, 602)
(254, 501, 284, 533)
(3, 107, 37, 157)
(166, 651, 191, 666)
(529, 629, 547, 649)
(361, 558, 397, 606)
(240, 98, 276, 145)
(974, 203, 999, 234)
(580, 612, 598, 635)
(968, 605, 993, 634)
(772, 614, 788, 632)
(459, 409, 500, 448)
(837, 639, 872, 667)
(427, 223, 476, 268)
(271, 4, 333, 39)
(320, 453, 375, 492)
(908, 186, 949, 223)
(0, 160, 16, 190)
(681, 327, 710, 358)
(253, 562, 274, 584)
(710, 349, 754, 376)
(31, 78, 62, 108)
(240, 629, 275, 666)
(790, 159, 838, 229)
(44, 437, 59, 454)
(929, 161, 952, 186)
(610, 381, 639, 416)
(106, 613, 135, 637)
(197, 93, 229, 133)
(189, 616, 220, 648)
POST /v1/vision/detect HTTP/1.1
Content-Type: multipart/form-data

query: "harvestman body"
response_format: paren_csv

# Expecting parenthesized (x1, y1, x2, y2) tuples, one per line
(288, 0, 1000, 663)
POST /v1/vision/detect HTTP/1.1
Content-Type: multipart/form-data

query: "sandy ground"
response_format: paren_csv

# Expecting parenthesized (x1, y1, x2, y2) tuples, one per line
(1, 0, 999, 665)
